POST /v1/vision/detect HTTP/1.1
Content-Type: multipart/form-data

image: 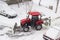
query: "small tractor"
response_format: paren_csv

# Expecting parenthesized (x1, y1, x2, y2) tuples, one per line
(13, 11, 51, 33)
(20, 12, 44, 32)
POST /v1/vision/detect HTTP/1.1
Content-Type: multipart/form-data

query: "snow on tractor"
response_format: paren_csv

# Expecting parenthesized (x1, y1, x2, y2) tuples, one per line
(21, 12, 44, 32)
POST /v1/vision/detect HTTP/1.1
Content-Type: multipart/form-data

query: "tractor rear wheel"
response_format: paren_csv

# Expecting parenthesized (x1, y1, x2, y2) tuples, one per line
(23, 24, 29, 32)
(35, 25, 42, 30)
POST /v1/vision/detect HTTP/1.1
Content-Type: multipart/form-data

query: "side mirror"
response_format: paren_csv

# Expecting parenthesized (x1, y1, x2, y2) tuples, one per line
(26, 14, 29, 18)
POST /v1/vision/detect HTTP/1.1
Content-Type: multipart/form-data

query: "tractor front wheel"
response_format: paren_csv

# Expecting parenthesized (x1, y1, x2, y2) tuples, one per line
(35, 25, 42, 30)
(23, 24, 29, 32)
(23, 27, 29, 32)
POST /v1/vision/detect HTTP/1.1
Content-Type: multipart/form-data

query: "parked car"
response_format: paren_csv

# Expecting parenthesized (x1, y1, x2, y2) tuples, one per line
(0, 15, 20, 29)
(0, 1, 17, 19)
(43, 26, 60, 40)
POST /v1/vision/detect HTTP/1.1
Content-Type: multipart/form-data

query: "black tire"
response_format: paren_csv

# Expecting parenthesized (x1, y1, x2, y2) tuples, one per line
(44, 39, 48, 40)
(23, 27, 29, 32)
(23, 24, 29, 32)
(8, 15, 11, 18)
(5, 14, 8, 17)
(35, 25, 42, 30)
(8, 15, 17, 18)
(43, 37, 48, 40)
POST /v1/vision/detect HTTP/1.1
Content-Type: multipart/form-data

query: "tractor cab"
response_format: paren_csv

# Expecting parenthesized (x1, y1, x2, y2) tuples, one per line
(28, 12, 41, 20)
(28, 12, 42, 26)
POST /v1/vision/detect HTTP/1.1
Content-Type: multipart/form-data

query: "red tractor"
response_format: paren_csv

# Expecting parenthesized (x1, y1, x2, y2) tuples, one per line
(21, 12, 44, 32)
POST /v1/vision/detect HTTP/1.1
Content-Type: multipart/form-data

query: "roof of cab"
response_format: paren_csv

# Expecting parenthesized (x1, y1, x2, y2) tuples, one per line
(28, 12, 41, 16)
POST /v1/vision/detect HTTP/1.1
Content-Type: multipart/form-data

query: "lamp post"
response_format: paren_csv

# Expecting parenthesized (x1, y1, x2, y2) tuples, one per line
(55, 0, 59, 13)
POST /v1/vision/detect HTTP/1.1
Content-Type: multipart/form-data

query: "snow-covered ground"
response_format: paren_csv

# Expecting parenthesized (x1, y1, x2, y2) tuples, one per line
(0, 0, 60, 40)
(0, 1, 47, 40)
(0, 29, 47, 40)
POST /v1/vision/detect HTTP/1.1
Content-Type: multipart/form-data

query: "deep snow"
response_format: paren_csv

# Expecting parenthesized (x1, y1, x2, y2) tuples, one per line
(0, 0, 60, 40)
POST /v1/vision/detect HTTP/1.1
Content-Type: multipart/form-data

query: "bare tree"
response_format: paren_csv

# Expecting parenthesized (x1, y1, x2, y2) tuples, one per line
(17, 0, 20, 7)
(39, 0, 41, 5)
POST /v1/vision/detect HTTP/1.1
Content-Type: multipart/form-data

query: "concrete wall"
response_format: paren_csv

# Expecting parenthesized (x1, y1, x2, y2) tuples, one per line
(32, 0, 57, 13)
